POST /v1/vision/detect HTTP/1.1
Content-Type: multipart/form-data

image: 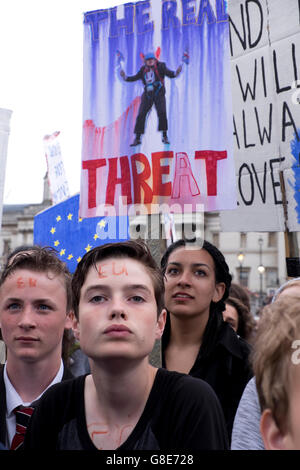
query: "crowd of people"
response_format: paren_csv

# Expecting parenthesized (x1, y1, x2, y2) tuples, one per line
(0, 238, 298, 451)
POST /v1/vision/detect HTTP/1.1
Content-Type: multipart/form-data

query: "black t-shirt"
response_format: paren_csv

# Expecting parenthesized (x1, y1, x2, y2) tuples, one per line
(24, 368, 228, 450)
(162, 311, 253, 440)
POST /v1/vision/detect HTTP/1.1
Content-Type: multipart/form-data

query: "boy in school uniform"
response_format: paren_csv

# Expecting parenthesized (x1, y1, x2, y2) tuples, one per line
(0, 247, 74, 449)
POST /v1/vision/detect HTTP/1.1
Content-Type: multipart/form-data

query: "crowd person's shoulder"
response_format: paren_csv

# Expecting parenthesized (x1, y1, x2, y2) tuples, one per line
(231, 377, 264, 450)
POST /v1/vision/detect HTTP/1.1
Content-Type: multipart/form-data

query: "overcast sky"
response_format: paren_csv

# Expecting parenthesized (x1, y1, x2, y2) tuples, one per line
(0, 0, 123, 205)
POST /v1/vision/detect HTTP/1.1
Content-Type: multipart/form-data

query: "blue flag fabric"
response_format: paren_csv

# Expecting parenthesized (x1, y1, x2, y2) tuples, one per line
(34, 194, 129, 273)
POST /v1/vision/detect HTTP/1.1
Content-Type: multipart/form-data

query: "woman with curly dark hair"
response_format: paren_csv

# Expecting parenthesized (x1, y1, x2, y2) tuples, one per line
(223, 296, 256, 344)
(161, 239, 253, 442)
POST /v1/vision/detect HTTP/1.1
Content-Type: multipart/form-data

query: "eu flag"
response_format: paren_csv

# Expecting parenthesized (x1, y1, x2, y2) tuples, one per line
(34, 194, 129, 273)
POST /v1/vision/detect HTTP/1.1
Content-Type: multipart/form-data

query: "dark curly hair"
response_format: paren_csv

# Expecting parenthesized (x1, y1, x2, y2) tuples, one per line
(229, 282, 251, 311)
(225, 296, 256, 343)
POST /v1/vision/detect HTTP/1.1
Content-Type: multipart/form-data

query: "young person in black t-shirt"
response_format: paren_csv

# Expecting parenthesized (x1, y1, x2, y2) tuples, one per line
(24, 241, 228, 450)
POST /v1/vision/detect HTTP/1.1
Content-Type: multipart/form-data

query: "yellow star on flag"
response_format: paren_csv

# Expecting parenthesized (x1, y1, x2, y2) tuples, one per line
(67, 213, 73, 221)
(59, 249, 66, 256)
(50, 227, 56, 234)
(99, 219, 106, 228)
(67, 254, 73, 260)
(54, 240, 60, 247)
(85, 244, 92, 252)
(56, 215, 62, 222)
(93, 234, 99, 240)
(77, 257, 82, 263)
(78, 217, 83, 222)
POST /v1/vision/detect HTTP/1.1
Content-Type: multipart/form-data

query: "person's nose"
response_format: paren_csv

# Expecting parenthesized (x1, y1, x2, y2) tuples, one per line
(18, 305, 37, 330)
(177, 269, 192, 287)
(109, 298, 128, 321)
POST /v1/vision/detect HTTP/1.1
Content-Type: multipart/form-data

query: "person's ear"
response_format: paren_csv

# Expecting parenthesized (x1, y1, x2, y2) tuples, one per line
(212, 282, 226, 303)
(64, 311, 74, 330)
(155, 309, 166, 340)
(260, 409, 286, 450)
(69, 312, 80, 341)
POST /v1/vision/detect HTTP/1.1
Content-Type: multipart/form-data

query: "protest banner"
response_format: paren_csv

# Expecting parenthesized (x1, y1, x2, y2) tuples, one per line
(0, 108, 12, 230)
(34, 194, 129, 273)
(220, 0, 300, 232)
(44, 131, 70, 205)
(80, 0, 235, 219)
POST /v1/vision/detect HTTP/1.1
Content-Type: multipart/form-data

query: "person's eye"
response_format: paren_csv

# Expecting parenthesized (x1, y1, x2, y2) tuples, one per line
(7, 303, 21, 311)
(224, 317, 235, 327)
(90, 295, 106, 303)
(130, 295, 145, 303)
(37, 304, 52, 312)
(195, 270, 206, 277)
(166, 267, 179, 276)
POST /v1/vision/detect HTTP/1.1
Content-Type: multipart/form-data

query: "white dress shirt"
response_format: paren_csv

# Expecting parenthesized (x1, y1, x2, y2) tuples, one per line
(4, 360, 64, 447)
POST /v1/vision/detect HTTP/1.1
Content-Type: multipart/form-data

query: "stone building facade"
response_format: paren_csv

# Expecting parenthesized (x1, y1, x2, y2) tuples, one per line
(0, 174, 52, 270)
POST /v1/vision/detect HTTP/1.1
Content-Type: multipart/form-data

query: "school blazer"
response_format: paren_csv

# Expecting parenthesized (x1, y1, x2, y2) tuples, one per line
(0, 364, 73, 445)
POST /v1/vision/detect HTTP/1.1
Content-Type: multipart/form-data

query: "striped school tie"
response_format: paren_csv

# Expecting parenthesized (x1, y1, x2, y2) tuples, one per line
(10, 406, 34, 450)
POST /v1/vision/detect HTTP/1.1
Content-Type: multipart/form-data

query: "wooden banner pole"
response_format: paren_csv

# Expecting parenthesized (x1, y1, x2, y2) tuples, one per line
(146, 213, 166, 368)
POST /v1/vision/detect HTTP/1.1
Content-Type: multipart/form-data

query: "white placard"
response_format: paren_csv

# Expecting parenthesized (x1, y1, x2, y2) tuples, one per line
(221, 0, 300, 231)
(44, 131, 70, 205)
(0, 108, 12, 230)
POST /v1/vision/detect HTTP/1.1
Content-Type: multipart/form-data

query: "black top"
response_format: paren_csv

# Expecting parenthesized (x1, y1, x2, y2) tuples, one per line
(161, 310, 253, 441)
(24, 368, 228, 450)
(125, 61, 177, 91)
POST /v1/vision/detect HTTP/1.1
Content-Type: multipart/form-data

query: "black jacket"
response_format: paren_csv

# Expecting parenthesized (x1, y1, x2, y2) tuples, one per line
(125, 61, 177, 92)
(0, 363, 73, 446)
(161, 310, 253, 441)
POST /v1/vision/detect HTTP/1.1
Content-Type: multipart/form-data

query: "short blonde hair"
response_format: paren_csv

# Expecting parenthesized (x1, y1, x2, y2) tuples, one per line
(271, 278, 300, 302)
(252, 296, 300, 431)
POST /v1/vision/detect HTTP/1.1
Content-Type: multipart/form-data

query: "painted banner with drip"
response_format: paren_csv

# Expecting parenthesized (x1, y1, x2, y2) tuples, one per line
(80, 0, 235, 218)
